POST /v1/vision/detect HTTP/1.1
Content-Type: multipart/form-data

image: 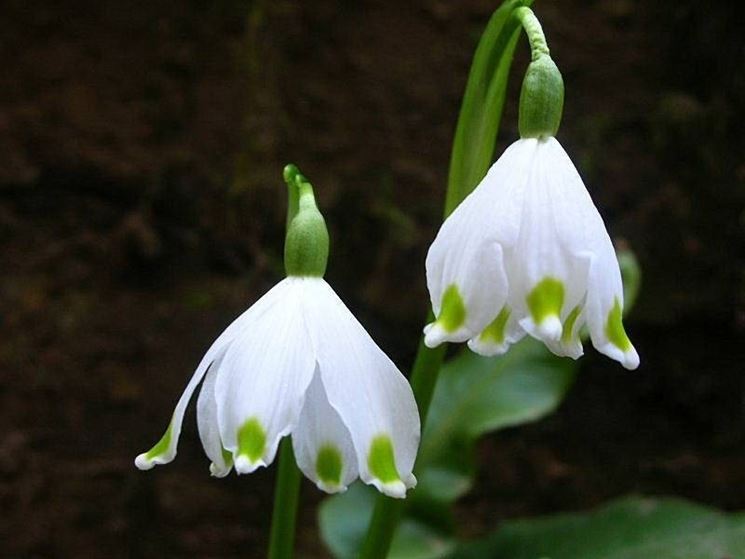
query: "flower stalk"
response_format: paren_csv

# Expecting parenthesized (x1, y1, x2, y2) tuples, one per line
(268, 438, 302, 559)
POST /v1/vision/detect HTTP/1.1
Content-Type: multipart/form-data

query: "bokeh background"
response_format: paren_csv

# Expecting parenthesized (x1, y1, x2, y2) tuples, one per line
(2, 0, 744, 556)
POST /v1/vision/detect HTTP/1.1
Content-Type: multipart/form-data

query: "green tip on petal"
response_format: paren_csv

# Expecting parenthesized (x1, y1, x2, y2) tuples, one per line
(479, 307, 511, 344)
(316, 444, 343, 487)
(437, 284, 467, 333)
(527, 277, 565, 324)
(367, 435, 400, 484)
(135, 419, 174, 470)
(605, 298, 632, 352)
(561, 305, 582, 345)
(237, 418, 267, 464)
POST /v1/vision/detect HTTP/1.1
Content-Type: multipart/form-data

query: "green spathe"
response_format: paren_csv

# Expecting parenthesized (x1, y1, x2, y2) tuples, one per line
(237, 417, 267, 462)
(438, 284, 467, 333)
(526, 277, 565, 324)
(480, 307, 511, 343)
(605, 298, 632, 351)
(316, 444, 343, 486)
(367, 435, 400, 484)
(283, 169, 329, 277)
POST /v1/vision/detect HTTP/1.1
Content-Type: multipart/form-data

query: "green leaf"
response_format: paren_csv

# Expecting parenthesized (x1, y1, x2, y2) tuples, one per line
(319, 483, 455, 559)
(445, 0, 533, 216)
(417, 339, 576, 502)
(319, 340, 577, 557)
(449, 496, 745, 559)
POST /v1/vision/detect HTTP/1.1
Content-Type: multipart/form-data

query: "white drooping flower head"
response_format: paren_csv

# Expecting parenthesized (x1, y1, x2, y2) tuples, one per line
(135, 168, 420, 498)
(424, 40, 639, 370)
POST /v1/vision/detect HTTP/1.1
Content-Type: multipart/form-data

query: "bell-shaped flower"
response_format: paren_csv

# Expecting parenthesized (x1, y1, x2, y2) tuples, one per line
(424, 51, 638, 370)
(135, 169, 420, 498)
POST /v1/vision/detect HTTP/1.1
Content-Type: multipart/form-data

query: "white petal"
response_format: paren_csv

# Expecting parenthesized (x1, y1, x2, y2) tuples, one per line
(544, 305, 585, 360)
(216, 277, 316, 474)
(506, 138, 591, 344)
(197, 358, 232, 477)
(466, 306, 526, 356)
(585, 248, 640, 370)
(134, 280, 287, 470)
(292, 369, 358, 493)
(424, 140, 536, 345)
(303, 279, 420, 498)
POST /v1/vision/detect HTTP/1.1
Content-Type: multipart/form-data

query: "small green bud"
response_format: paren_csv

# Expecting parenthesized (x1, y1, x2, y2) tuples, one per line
(518, 55, 564, 139)
(283, 172, 329, 277)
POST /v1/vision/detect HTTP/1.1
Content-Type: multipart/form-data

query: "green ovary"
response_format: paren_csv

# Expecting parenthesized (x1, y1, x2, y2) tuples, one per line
(605, 298, 632, 351)
(145, 418, 174, 460)
(438, 284, 466, 332)
(561, 305, 582, 345)
(367, 435, 400, 484)
(316, 445, 343, 486)
(237, 418, 266, 462)
(480, 307, 511, 343)
(526, 277, 565, 324)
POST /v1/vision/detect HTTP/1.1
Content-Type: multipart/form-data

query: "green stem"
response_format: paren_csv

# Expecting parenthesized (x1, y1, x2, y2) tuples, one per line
(514, 7, 549, 61)
(267, 438, 302, 559)
(358, 339, 448, 559)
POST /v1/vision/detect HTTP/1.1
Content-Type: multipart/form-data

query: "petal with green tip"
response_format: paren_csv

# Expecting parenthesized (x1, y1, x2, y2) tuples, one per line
(293, 372, 357, 493)
(216, 277, 316, 472)
(197, 360, 232, 477)
(303, 279, 419, 498)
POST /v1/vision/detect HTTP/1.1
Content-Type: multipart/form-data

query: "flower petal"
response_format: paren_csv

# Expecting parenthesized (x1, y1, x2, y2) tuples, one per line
(134, 280, 286, 470)
(505, 139, 591, 345)
(292, 369, 358, 493)
(216, 277, 316, 474)
(425, 140, 536, 346)
(467, 305, 527, 356)
(303, 279, 420, 498)
(586, 249, 640, 370)
(197, 358, 232, 477)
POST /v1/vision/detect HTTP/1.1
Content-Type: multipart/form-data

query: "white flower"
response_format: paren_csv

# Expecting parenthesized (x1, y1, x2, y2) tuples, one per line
(424, 137, 639, 370)
(135, 277, 420, 499)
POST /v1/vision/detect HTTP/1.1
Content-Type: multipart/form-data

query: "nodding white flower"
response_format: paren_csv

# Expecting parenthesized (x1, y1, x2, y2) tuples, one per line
(424, 136, 639, 370)
(135, 169, 420, 498)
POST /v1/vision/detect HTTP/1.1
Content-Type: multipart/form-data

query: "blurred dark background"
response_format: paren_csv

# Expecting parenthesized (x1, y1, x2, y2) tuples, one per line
(1, 0, 744, 556)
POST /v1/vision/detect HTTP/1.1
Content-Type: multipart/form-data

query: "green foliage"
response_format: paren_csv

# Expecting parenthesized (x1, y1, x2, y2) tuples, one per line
(319, 340, 578, 558)
(418, 340, 576, 503)
(445, 0, 533, 216)
(449, 496, 745, 559)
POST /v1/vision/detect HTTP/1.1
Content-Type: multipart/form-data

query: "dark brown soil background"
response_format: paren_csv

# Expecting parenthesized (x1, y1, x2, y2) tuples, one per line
(1, 0, 744, 557)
